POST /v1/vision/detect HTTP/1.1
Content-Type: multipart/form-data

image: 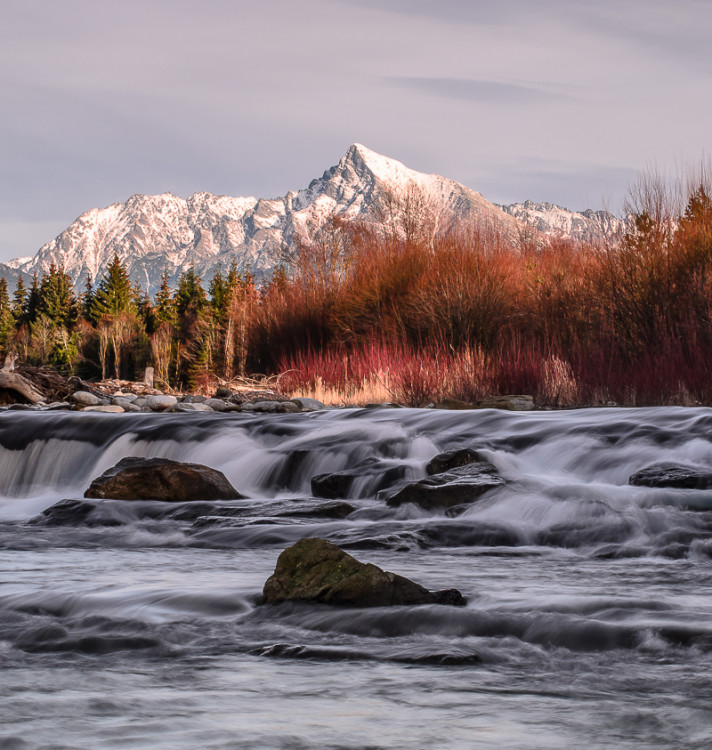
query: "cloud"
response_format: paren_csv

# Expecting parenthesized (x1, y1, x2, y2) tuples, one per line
(386, 76, 571, 105)
(339, 0, 712, 71)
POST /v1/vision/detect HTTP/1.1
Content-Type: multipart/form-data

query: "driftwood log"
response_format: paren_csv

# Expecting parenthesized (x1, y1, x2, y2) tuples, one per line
(0, 364, 109, 405)
(0, 369, 46, 404)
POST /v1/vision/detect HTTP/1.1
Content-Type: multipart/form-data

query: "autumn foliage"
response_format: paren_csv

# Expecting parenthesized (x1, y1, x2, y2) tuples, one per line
(2, 171, 711, 406)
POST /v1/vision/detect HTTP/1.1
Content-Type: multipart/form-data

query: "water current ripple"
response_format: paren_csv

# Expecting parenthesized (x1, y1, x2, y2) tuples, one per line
(0, 407, 711, 748)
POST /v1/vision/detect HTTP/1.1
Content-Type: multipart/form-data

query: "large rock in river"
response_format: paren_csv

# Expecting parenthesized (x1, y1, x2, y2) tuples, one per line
(425, 447, 488, 476)
(85, 457, 242, 501)
(381, 462, 503, 511)
(311, 460, 407, 499)
(262, 538, 466, 607)
(629, 463, 712, 489)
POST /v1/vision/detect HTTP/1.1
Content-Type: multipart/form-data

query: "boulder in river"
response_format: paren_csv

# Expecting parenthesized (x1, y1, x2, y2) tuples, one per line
(311, 461, 408, 499)
(169, 402, 214, 412)
(426, 448, 488, 475)
(84, 457, 242, 501)
(381, 462, 503, 511)
(262, 538, 465, 607)
(33, 498, 102, 526)
(277, 501, 356, 520)
(629, 463, 712, 489)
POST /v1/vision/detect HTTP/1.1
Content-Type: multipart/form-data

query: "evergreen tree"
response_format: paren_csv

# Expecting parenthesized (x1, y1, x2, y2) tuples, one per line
(681, 185, 712, 226)
(12, 275, 27, 325)
(154, 271, 176, 327)
(137, 289, 156, 334)
(24, 273, 40, 324)
(38, 265, 78, 329)
(209, 266, 228, 323)
(81, 276, 95, 321)
(175, 266, 207, 318)
(0, 278, 15, 350)
(90, 254, 136, 321)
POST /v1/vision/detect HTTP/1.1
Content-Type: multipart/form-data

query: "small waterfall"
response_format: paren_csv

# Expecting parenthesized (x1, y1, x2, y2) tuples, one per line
(0, 407, 711, 559)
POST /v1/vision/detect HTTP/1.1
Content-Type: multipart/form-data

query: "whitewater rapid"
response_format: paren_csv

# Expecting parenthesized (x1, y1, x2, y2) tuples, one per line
(0, 407, 711, 749)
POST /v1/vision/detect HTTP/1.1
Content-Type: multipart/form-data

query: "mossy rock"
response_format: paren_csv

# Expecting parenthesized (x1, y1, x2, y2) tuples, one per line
(262, 538, 465, 607)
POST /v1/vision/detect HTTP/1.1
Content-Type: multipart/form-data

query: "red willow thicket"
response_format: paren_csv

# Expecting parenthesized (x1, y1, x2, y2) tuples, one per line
(268, 173, 712, 406)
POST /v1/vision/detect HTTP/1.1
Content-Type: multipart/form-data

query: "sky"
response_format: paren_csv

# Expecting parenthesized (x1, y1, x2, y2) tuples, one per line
(1, 0, 711, 262)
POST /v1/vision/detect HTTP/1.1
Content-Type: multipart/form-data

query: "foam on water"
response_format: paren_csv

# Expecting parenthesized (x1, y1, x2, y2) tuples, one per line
(1, 408, 712, 748)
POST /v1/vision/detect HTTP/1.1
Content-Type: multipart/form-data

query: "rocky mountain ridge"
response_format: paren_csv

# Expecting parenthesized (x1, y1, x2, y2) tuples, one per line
(2, 146, 625, 292)
(498, 200, 627, 243)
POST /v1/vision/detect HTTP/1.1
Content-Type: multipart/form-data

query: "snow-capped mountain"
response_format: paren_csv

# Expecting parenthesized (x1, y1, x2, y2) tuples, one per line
(498, 200, 627, 243)
(5, 144, 521, 293)
(4, 145, 627, 294)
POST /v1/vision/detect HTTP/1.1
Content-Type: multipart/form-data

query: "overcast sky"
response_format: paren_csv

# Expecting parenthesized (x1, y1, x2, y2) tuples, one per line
(2, 0, 711, 262)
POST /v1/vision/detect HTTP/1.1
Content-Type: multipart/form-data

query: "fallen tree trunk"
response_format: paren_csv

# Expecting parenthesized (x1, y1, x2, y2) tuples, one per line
(0, 370, 46, 404)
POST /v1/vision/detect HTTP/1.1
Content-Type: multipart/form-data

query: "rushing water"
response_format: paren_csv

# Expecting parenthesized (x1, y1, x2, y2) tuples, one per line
(0, 407, 711, 749)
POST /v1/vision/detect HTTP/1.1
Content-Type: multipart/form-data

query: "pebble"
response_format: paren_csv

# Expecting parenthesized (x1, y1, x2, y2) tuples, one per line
(144, 395, 178, 411)
(169, 403, 214, 412)
(290, 397, 326, 411)
(71, 391, 105, 406)
(242, 400, 300, 413)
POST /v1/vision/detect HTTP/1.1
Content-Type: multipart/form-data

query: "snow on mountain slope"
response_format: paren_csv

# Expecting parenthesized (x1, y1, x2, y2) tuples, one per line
(498, 200, 627, 243)
(5, 257, 32, 270)
(8, 145, 618, 293)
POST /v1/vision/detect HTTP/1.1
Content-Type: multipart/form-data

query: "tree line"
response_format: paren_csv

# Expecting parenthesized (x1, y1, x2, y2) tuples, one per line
(0, 256, 263, 390)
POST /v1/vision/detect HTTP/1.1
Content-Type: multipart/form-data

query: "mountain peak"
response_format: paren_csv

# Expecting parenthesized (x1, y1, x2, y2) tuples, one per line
(340, 143, 422, 186)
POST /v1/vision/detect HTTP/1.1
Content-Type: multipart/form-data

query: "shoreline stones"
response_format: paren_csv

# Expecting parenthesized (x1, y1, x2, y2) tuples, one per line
(28, 389, 329, 414)
(84, 457, 243, 501)
(262, 538, 466, 607)
(432, 395, 534, 411)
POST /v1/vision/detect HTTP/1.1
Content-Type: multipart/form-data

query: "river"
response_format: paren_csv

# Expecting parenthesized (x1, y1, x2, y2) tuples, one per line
(0, 407, 710, 749)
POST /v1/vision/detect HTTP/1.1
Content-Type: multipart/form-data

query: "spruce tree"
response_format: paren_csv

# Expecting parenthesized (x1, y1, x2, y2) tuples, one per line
(38, 265, 78, 329)
(209, 266, 228, 323)
(175, 266, 207, 318)
(90, 254, 136, 321)
(12, 276, 27, 325)
(0, 278, 15, 350)
(137, 289, 156, 334)
(81, 276, 95, 321)
(24, 273, 40, 324)
(154, 271, 176, 327)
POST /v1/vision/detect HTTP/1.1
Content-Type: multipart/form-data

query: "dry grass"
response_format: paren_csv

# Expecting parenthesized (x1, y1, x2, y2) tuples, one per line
(283, 373, 394, 406)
